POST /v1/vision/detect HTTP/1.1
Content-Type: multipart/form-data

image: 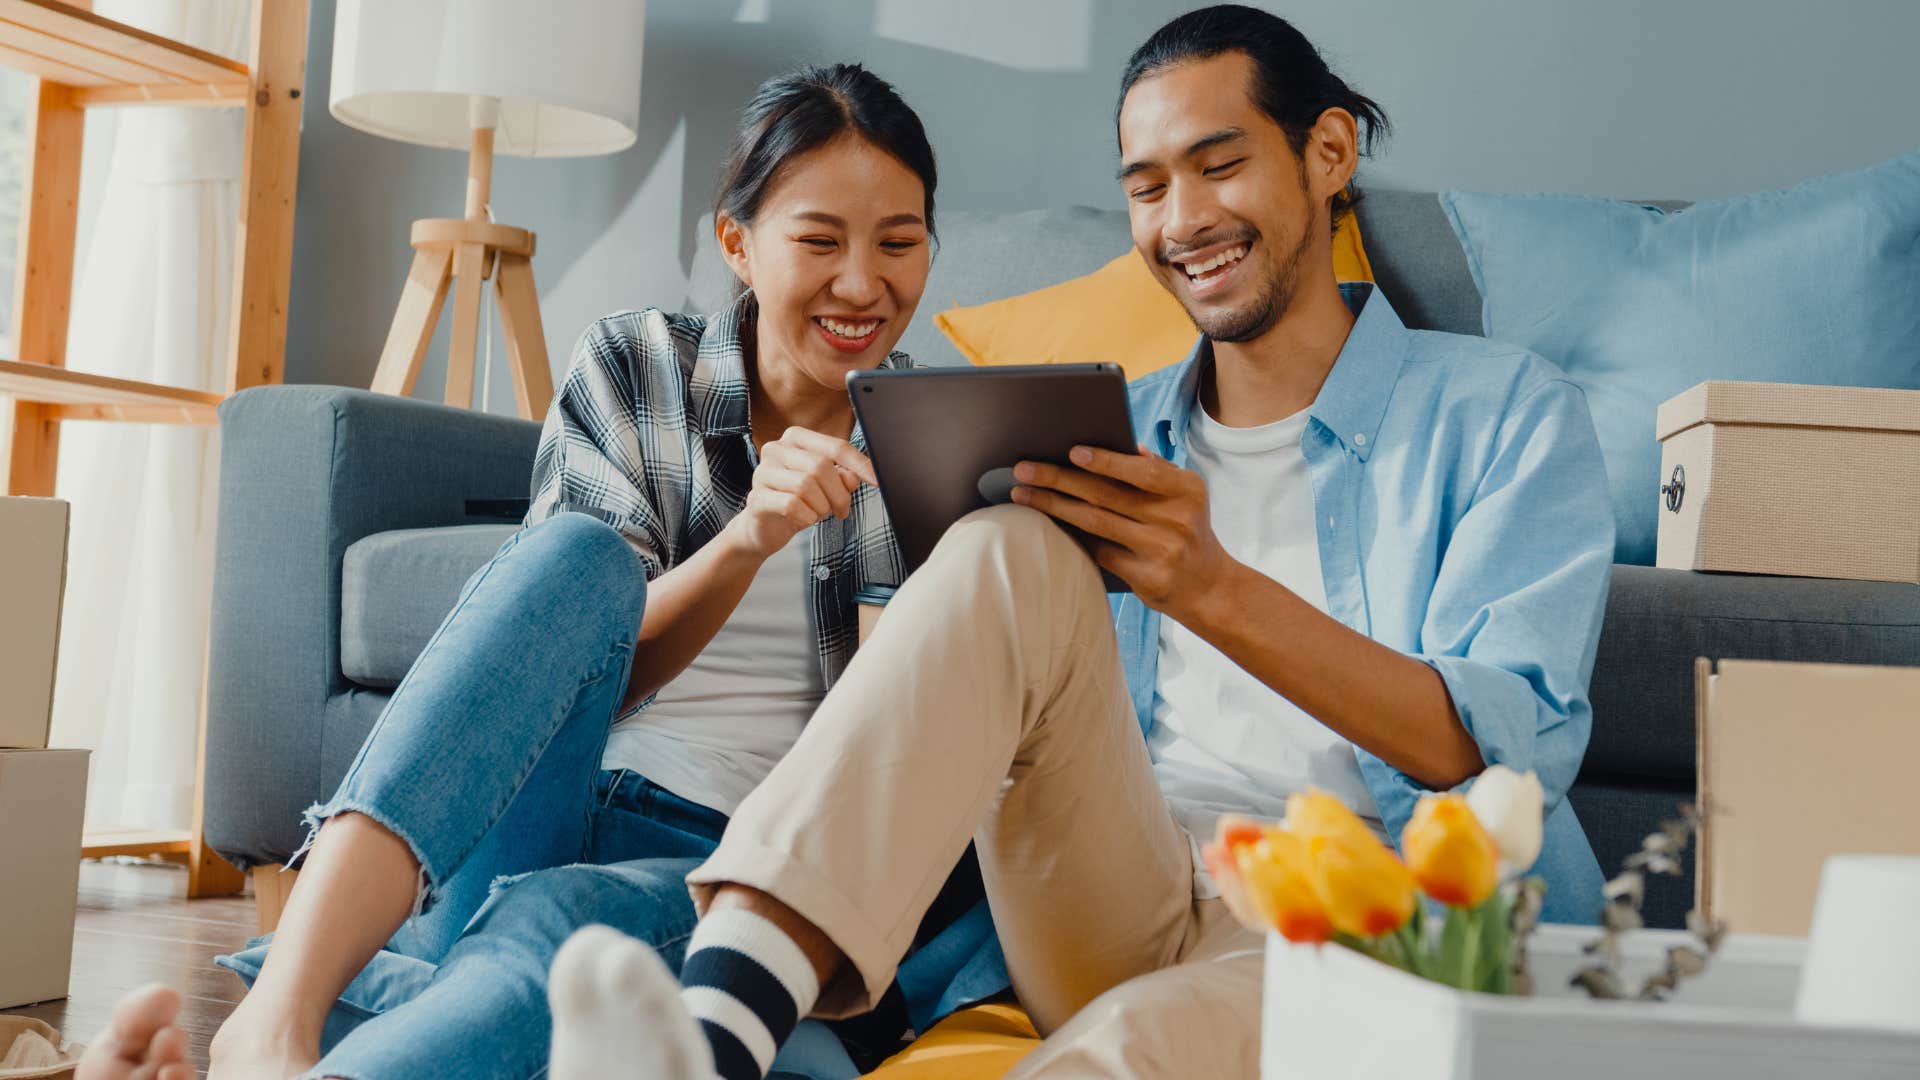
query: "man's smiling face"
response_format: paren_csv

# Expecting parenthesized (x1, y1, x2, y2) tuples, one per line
(1117, 51, 1323, 344)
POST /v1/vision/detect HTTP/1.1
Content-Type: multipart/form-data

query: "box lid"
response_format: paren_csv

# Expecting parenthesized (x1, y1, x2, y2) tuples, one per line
(1656, 381, 1920, 442)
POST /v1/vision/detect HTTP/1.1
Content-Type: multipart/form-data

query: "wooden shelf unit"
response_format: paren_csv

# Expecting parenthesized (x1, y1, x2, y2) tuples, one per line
(0, 0, 250, 106)
(2, 0, 308, 898)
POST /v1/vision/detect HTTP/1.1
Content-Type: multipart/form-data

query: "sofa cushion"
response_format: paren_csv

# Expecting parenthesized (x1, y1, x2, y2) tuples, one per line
(1587, 566, 1920, 781)
(1441, 154, 1920, 564)
(340, 524, 516, 687)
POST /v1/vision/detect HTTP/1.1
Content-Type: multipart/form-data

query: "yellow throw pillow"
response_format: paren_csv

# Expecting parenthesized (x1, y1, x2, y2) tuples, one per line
(934, 214, 1373, 380)
(861, 1002, 1041, 1079)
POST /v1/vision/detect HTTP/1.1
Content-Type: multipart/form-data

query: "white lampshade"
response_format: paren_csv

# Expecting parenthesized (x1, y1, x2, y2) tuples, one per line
(330, 0, 645, 158)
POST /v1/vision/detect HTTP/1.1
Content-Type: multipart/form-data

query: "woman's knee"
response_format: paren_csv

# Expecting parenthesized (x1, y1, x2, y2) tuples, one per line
(501, 513, 648, 624)
(459, 862, 700, 965)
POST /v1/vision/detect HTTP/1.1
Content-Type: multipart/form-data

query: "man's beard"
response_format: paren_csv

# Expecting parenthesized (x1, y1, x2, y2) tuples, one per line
(1167, 206, 1317, 344)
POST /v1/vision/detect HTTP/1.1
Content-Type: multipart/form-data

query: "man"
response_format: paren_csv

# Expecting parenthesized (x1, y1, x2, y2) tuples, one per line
(79, 6, 1613, 1080)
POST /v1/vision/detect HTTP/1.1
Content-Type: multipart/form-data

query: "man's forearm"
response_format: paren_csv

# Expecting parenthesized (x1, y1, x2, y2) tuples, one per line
(1177, 560, 1484, 791)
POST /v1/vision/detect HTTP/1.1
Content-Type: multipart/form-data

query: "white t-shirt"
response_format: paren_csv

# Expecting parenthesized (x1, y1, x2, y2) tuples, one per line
(1150, 403, 1382, 894)
(601, 532, 823, 816)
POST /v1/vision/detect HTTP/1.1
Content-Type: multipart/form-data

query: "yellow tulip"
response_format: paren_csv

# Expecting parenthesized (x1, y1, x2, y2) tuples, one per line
(1402, 793, 1500, 908)
(1283, 789, 1381, 850)
(1307, 832, 1419, 938)
(1229, 829, 1335, 944)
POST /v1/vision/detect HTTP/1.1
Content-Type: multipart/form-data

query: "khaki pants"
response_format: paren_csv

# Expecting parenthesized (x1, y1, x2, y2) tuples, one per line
(687, 506, 1263, 1078)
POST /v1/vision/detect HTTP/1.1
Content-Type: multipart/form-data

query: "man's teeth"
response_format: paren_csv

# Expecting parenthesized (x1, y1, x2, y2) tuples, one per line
(1184, 244, 1249, 279)
(817, 317, 879, 339)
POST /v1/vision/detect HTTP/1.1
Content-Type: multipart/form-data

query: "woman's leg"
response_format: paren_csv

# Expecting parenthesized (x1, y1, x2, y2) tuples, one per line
(210, 513, 647, 1079)
(310, 859, 704, 1080)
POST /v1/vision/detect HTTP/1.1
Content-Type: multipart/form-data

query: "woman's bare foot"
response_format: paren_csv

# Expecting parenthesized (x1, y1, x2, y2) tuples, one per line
(204, 998, 321, 1080)
(75, 983, 193, 1080)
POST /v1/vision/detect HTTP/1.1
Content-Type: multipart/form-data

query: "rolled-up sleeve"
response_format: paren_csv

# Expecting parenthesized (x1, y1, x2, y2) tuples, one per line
(1359, 377, 1614, 838)
(526, 320, 669, 577)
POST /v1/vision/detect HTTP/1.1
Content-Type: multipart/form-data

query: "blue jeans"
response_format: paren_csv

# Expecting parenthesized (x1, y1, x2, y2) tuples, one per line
(216, 514, 857, 1080)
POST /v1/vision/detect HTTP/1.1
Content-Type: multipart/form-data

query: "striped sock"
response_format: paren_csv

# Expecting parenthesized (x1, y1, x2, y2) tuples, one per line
(678, 909, 822, 1080)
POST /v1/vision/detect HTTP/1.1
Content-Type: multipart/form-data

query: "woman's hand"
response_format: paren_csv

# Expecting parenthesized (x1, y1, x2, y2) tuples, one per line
(726, 427, 880, 558)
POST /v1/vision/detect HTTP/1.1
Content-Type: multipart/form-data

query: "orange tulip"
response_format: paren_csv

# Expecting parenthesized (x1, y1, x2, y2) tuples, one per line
(1236, 830, 1335, 944)
(1402, 793, 1500, 908)
(1306, 832, 1419, 938)
(1283, 789, 1381, 850)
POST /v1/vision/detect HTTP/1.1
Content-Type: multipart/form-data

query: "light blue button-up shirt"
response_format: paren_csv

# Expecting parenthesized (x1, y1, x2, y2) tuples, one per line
(1114, 282, 1613, 924)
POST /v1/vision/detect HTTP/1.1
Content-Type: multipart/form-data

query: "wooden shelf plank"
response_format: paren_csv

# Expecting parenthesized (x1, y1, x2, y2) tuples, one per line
(0, 0, 248, 96)
(69, 81, 247, 108)
(0, 359, 223, 425)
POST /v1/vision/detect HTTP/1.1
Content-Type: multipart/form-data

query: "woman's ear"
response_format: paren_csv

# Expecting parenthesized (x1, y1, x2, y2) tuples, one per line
(717, 213, 752, 288)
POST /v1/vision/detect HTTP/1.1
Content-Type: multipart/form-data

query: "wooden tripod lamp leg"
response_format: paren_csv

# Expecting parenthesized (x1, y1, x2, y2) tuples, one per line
(493, 254, 554, 421)
(371, 245, 452, 398)
(443, 243, 487, 410)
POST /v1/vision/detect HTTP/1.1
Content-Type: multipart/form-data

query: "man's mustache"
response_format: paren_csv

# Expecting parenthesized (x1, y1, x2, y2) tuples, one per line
(1157, 226, 1261, 266)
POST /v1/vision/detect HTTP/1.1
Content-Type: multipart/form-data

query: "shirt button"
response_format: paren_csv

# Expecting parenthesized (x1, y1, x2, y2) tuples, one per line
(813, 564, 831, 581)
(1354, 432, 1368, 446)
(1328, 516, 1337, 529)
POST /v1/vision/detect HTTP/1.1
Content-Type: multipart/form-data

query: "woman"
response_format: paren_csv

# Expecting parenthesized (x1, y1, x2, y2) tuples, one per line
(76, 64, 976, 1080)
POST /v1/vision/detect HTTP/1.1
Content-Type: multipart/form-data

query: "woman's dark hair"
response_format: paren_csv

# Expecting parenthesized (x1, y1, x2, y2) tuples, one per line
(716, 63, 938, 237)
(1117, 4, 1389, 222)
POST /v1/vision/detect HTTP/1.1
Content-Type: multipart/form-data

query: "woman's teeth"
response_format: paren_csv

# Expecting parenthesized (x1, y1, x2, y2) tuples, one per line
(1185, 244, 1249, 280)
(816, 317, 879, 340)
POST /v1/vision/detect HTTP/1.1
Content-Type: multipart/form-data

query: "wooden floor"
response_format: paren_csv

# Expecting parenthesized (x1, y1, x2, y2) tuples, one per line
(3, 861, 255, 1076)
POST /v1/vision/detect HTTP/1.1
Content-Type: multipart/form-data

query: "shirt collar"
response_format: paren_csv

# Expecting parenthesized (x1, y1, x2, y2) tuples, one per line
(1151, 281, 1406, 463)
(690, 289, 914, 442)
(689, 290, 756, 437)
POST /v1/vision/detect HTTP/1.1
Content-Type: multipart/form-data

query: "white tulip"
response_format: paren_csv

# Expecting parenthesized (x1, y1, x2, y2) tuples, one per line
(1466, 765, 1545, 876)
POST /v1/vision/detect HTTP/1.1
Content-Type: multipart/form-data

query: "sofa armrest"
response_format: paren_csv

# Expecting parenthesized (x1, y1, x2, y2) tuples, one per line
(205, 386, 542, 868)
(1586, 565, 1920, 783)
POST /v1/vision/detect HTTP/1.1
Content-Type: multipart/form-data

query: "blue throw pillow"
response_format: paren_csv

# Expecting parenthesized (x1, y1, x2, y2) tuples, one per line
(1440, 154, 1920, 564)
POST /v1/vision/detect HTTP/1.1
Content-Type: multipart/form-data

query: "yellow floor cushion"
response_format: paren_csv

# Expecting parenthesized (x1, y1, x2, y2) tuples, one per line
(861, 1002, 1042, 1079)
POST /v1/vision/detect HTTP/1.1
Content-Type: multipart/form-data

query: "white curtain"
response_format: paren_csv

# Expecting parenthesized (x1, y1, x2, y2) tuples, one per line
(47, 0, 248, 833)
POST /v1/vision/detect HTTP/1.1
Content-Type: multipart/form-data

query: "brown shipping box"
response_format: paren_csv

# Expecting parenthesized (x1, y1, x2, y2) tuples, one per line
(0, 747, 89, 1009)
(1654, 381, 1920, 583)
(1696, 658, 1920, 937)
(0, 496, 70, 748)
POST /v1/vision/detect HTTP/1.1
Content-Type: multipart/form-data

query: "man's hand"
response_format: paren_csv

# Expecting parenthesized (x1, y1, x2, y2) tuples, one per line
(1011, 443, 1235, 618)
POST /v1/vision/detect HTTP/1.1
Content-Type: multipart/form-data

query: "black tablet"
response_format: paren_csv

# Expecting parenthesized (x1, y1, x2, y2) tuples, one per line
(848, 363, 1136, 588)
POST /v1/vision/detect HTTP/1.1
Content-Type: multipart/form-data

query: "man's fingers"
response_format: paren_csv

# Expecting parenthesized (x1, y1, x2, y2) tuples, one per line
(1013, 459, 1146, 514)
(1012, 485, 1147, 549)
(1068, 443, 1187, 496)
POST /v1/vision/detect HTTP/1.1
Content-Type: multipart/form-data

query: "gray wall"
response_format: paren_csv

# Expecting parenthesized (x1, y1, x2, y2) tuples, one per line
(283, 0, 1920, 409)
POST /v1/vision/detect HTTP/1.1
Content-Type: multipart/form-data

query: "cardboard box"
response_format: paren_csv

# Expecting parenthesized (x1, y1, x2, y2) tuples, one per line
(0, 747, 89, 1009)
(1654, 381, 1920, 583)
(1262, 925, 1920, 1079)
(1696, 658, 1920, 937)
(0, 496, 70, 748)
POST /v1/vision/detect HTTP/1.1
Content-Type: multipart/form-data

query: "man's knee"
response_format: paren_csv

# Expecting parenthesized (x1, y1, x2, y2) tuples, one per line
(936, 505, 1100, 590)
(1014, 963, 1262, 1079)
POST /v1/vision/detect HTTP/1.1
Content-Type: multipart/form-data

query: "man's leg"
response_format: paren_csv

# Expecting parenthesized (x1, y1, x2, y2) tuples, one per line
(671, 505, 1197, 1071)
(1009, 900, 1266, 1079)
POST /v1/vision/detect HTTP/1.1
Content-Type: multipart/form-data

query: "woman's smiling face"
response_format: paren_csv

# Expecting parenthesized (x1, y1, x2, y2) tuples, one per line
(718, 134, 932, 394)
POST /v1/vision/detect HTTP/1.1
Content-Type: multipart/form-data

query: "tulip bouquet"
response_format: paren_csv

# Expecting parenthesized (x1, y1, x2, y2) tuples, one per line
(1205, 765, 1548, 994)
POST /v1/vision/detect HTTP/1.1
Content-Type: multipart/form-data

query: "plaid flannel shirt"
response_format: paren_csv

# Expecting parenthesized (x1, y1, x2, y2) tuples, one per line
(525, 291, 911, 688)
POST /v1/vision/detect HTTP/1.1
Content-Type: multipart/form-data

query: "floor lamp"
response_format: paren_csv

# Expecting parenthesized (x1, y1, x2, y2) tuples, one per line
(329, 0, 646, 420)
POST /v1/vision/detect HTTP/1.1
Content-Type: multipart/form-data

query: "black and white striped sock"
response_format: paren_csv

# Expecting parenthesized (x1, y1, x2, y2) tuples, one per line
(678, 909, 823, 1080)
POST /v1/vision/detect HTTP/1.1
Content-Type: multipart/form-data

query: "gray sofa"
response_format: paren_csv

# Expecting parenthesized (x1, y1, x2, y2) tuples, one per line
(206, 191, 1920, 929)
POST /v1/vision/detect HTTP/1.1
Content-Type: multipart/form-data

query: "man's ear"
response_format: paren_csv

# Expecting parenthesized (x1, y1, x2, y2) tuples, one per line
(1305, 107, 1360, 210)
(717, 213, 752, 288)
